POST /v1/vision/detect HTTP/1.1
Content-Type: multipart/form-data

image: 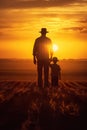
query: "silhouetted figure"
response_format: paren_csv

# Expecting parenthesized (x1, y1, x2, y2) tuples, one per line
(33, 28, 53, 87)
(50, 57, 61, 87)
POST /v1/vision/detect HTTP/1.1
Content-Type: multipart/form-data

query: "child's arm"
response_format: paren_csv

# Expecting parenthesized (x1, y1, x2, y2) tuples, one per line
(59, 71, 61, 80)
(58, 66, 61, 80)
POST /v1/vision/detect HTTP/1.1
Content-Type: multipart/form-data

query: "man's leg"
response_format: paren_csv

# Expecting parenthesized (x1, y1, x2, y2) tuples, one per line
(44, 61, 49, 87)
(53, 76, 58, 87)
(51, 76, 54, 86)
(37, 61, 43, 87)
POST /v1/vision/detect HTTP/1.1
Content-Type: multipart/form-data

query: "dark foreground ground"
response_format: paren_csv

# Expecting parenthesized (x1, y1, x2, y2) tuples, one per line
(0, 80, 87, 130)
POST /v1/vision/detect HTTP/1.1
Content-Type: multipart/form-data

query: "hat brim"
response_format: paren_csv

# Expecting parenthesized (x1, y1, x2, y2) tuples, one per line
(39, 31, 49, 33)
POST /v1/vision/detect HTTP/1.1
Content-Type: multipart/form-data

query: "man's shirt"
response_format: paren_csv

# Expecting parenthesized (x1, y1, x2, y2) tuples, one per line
(33, 36, 52, 60)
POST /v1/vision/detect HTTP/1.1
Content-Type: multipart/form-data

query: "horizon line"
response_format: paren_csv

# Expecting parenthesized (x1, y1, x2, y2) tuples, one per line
(0, 58, 87, 61)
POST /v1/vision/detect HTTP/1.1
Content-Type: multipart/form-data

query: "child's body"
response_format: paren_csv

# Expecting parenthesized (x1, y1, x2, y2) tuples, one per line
(50, 57, 61, 87)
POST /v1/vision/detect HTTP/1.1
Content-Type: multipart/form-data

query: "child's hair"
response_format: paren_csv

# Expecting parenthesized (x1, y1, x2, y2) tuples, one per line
(52, 57, 59, 63)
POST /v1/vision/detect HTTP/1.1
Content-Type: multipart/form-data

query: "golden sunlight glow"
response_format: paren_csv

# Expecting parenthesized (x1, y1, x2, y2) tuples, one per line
(52, 44, 58, 52)
(0, 5, 87, 59)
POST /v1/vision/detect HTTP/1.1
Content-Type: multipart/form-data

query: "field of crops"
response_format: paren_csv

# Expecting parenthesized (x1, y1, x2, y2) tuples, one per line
(0, 80, 87, 130)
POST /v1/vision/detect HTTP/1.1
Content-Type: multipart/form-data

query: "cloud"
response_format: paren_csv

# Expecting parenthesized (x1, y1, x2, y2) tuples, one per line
(80, 28, 87, 33)
(63, 27, 83, 31)
(0, 24, 12, 29)
(0, 0, 87, 9)
(0, 31, 11, 40)
(78, 19, 87, 23)
(62, 26, 87, 33)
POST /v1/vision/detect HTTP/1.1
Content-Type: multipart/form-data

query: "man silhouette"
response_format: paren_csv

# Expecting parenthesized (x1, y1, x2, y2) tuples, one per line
(33, 28, 53, 87)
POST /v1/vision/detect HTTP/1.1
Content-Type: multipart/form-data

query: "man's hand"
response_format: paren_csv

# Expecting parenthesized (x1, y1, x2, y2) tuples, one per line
(49, 57, 52, 63)
(33, 56, 36, 64)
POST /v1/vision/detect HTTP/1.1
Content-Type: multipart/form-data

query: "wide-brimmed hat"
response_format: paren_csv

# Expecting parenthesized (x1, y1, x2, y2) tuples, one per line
(39, 28, 49, 33)
(52, 57, 59, 62)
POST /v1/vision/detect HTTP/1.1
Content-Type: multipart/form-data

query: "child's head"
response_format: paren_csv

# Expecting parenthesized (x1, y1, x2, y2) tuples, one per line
(52, 57, 59, 63)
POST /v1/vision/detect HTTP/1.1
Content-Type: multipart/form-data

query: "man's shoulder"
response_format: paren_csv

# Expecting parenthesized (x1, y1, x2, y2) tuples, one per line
(45, 37, 52, 44)
(35, 36, 51, 43)
(46, 36, 51, 40)
(35, 36, 41, 40)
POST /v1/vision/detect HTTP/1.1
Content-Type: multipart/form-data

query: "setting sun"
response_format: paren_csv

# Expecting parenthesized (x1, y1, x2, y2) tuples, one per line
(52, 44, 58, 52)
(0, 0, 87, 59)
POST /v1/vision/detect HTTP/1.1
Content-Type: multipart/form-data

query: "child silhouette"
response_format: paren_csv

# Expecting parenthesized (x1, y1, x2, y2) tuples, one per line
(50, 57, 61, 87)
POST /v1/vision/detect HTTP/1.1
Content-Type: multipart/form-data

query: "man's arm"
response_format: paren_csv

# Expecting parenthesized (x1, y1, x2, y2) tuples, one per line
(33, 39, 37, 64)
(33, 55, 36, 64)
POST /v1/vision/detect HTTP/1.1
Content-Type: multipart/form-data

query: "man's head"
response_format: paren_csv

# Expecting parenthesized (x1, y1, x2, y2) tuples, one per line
(39, 28, 48, 35)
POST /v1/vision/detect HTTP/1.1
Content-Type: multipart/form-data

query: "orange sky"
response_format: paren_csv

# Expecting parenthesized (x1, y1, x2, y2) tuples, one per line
(0, 0, 87, 59)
